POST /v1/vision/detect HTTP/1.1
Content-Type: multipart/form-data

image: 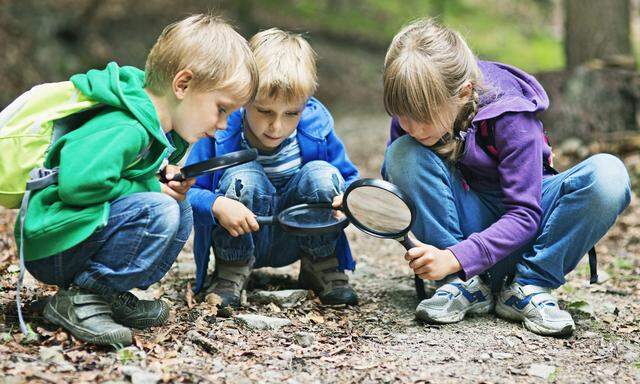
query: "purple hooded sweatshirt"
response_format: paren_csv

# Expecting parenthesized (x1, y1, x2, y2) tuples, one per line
(388, 60, 553, 279)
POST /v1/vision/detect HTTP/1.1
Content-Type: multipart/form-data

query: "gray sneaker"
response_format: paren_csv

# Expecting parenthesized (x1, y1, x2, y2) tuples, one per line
(299, 254, 358, 305)
(495, 281, 575, 337)
(44, 288, 132, 346)
(204, 259, 253, 308)
(415, 275, 493, 324)
(110, 292, 170, 329)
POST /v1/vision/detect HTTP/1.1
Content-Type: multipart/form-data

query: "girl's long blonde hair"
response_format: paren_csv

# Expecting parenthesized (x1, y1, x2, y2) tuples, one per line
(383, 18, 482, 162)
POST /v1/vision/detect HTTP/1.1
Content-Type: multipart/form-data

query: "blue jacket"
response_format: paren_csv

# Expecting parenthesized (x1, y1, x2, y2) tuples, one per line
(187, 97, 359, 293)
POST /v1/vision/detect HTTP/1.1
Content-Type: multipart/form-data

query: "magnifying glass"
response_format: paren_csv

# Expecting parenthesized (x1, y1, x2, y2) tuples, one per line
(245, 177, 427, 299)
(255, 203, 348, 235)
(342, 178, 428, 301)
(164, 148, 258, 182)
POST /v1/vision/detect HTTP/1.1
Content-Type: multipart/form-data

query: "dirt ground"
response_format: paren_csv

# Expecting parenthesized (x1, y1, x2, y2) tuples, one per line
(1, 115, 639, 383)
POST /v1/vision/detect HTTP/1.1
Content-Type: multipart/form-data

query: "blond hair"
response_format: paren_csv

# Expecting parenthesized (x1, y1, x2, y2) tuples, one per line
(383, 18, 481, 162)
(145, 13, 258, 104)
(249, 28, 317, 104)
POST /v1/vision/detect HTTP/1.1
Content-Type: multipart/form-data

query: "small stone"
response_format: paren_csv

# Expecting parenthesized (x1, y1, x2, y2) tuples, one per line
(601, 302, 619, 315)
(479, 353, 490, 362)
(623, 351, 639, 363)
(491, 352, 513, 360)
(122, 366, 161, 384)
(251, 290, 308, 308)
(279, 351, 294, 362)
(595, 270, 610, 283)
(39, 346, 65, 364)
(528, 363, 556, 380)
(235, 314, 291, 330)
(294, 332, 315, 348)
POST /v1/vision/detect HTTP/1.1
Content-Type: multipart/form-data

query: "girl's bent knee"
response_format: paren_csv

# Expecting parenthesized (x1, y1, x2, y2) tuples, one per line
(586, 154, 631, 210)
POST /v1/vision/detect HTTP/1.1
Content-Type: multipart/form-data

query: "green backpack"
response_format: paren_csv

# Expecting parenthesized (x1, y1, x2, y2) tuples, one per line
(0, 81, 103, 208)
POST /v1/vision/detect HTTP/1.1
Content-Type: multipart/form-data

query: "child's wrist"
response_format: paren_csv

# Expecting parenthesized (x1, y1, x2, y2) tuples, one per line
(212, 196, 227, 219)
(445, 249, 462, 274)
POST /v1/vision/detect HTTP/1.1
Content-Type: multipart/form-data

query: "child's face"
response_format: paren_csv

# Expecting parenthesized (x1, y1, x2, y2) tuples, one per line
(172, 89, 242, 144)
(397, 116, 445, 147)
(244, 97, 305, 150)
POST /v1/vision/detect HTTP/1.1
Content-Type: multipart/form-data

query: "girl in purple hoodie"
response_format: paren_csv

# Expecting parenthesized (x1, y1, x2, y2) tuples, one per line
(382, 19, 630, 337)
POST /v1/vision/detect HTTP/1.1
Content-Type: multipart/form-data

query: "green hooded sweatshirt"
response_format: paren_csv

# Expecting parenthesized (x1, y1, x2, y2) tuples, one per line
(19, 62, 188, 261)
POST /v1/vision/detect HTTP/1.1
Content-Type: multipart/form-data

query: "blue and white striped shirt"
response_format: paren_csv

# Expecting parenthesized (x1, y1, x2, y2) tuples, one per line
(241, 131, 302, 189)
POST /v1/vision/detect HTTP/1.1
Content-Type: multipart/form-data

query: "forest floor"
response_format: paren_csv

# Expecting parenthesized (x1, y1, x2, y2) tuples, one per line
(1, 114, 640, 383)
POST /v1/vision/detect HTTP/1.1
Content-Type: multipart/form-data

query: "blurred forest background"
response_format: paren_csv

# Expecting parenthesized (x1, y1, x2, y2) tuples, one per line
(1, 0, 639, 142)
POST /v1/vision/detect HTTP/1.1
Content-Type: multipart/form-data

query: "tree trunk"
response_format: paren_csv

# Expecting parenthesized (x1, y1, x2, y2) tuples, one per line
(564, 0, 633, 69)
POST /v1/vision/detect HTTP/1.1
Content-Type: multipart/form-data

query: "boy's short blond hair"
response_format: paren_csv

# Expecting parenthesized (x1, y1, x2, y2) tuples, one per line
(145, 13, 258, 103)
(249, 28, 317, 104)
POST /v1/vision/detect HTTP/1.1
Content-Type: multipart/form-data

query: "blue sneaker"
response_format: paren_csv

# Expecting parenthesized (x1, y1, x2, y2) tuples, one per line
(495, 281, 575, 337)
(415, 275, 493, 324)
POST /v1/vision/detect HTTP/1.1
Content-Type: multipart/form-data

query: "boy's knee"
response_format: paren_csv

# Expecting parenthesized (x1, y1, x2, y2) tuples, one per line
(299, 161, 344, 200)
(142, 192, 182, 235)
(221, 161, 272, 202)
(580, 154, 631, 211)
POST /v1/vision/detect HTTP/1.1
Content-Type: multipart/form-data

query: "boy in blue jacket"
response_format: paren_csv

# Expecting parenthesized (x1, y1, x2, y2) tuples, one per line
(187, 28, 360, 307)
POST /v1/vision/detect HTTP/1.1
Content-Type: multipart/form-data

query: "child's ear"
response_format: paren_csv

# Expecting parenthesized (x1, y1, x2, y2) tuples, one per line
(172, 69, 194, 100)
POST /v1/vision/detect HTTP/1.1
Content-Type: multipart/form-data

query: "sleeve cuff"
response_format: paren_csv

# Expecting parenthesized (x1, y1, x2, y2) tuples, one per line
(448, 237, 488, 280)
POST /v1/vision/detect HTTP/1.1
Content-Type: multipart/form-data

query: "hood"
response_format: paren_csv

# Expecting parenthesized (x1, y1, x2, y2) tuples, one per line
(474, 60, 549, 122)
(217, 97, 333, 143)
(70, 62, 172, 147)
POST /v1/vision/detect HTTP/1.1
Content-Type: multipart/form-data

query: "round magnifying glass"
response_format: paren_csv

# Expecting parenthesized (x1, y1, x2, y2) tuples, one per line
(343, 178, 428, 300)
(256, 203, 348, 235)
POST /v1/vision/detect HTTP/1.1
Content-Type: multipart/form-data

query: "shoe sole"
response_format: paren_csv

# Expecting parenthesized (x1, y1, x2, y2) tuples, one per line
(416, 300, 494, 324)
(495, 301, 575, 337)
(44, 301, 132, 346)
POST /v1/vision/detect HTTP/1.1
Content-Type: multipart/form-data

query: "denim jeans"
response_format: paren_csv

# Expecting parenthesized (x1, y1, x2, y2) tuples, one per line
(26, 192, 193, 295)
(212, 160, 344, 268)
(383, 135, 631, 289)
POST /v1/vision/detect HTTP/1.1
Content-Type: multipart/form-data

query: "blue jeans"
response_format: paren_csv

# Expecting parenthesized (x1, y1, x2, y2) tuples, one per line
(26, 192, 193, 295)
(212, 160, 344, 267)
(383, 135, 631, 288)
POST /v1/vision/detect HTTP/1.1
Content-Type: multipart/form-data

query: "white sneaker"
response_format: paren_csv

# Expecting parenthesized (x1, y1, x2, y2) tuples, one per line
(415, 275, 494, 324)
(495, 281, 575, 337)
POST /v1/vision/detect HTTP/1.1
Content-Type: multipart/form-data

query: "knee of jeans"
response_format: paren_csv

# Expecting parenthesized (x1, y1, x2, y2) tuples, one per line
(581, 154, 631, 212)
(176, 199, 194, 241)
(221, 161, 272, 204)
(298, 161, 344, 201)
(384, 135, 447, 186)
(143, 192, 182, 235)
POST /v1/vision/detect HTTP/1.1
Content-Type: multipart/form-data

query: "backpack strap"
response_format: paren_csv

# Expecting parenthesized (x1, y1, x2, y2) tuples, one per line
(16, 167, 60, 336)
(475, 119, 599, 285)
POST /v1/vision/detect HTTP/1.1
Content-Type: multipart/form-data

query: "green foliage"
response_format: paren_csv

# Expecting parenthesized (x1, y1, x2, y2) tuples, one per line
(249, 0, 564, 71)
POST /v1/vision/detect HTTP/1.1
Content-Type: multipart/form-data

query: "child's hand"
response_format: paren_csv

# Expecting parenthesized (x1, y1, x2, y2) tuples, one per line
(332, 193, 345, 219)
(160, 165, 196, 201)
(212, 196, 260, 237)
(404, 238, 462, 281)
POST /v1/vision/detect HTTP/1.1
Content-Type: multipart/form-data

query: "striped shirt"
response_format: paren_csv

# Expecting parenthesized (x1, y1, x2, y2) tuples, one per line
(241, 130, 302, 189)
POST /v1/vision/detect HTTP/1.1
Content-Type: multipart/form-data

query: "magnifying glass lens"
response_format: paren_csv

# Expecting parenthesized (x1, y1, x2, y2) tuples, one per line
(344, 185, 412, 236)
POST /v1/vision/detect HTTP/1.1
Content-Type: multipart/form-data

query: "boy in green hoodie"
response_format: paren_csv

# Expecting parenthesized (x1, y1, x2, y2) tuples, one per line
(18, 14, 258, 346)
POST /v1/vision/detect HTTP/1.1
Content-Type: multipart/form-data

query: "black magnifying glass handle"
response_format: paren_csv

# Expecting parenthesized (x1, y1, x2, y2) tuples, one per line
(397, 232, 417, 250)
(396, 233, 428, 301)
(170, 172, 186, 182)
(256, 216, 276, 225)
